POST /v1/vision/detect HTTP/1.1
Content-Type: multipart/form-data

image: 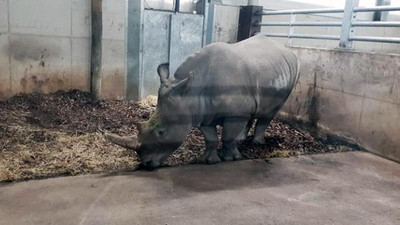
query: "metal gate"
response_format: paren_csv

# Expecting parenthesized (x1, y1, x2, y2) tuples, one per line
(126, 0, 212, 100)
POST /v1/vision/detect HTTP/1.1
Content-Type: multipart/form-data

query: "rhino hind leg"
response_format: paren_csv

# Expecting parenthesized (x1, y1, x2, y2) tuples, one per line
(237, 119, 253, 142)
(219, 118, 248, 161)
(197, 125, 221, 164)
(253, 117, 273, 144)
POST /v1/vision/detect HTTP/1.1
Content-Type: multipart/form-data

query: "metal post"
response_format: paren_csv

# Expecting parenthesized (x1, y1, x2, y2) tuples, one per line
(374, 0, 385, 21)
(201, 0, 210, 46)
(287, 13, 296, 46)
(90, 0, 102, 101)
(237, 5, 263, 42)
(373, 0, 391, 21)
(339, 0, 359, 49)
(169, 15, 180, 76)
(175, 0, 180, 12)
(205, 2, 215, 45)
(126, 0, 144, 100)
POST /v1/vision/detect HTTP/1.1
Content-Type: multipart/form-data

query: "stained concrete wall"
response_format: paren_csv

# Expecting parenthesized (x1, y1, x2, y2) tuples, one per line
(101, 0, 126, 100)
(281, 47, 400, 162)
(213, 4, 240, 43)
(0, 0, 126, 100)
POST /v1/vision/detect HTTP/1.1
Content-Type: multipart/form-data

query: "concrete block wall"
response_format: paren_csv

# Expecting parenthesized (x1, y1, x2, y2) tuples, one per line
(282, 47, 400, 162)
(0, 0, 90, 100)
(101, 0, 126, 100)
(0, 0, 126, 100)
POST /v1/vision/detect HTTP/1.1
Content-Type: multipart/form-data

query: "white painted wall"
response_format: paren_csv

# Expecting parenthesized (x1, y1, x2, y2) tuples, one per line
(0, 0, 91, 99)
(101, 0, 127, 100)
(0, 0, 126, 100)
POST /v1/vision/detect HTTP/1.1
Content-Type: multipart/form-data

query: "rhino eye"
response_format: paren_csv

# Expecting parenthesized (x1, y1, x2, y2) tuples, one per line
(155, 127, 166, 137)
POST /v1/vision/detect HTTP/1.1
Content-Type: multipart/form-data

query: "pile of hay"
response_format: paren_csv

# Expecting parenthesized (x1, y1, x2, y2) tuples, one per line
(0, 90, 357, 182)
(0, 125, 138, 181)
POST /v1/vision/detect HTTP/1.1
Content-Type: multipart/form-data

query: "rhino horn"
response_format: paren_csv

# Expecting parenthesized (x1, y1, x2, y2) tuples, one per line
(102, 131, 140, 150)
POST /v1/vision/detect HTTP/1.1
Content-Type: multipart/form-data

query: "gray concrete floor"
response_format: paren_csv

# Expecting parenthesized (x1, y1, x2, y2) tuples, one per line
(1, 152, 400, 225)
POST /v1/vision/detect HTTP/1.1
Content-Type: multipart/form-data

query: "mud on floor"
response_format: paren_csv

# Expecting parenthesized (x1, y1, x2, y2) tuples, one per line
(0, 90, 358, 182)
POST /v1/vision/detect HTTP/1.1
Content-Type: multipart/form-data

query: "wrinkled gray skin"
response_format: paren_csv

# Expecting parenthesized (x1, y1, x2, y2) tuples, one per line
(106, 35, 299, 169)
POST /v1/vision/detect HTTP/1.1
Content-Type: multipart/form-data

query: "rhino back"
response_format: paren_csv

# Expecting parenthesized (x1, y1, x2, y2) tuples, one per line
(183, 35, 298, 124)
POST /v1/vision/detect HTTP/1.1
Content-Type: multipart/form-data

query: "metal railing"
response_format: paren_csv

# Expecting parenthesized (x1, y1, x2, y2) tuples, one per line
(259, 0, 400, 49)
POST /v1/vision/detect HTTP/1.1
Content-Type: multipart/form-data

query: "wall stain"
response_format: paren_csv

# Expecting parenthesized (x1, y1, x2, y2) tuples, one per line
(39, 60, 45, 68)
(4, 37, 58, 62)
(19, 73, 65, 94)
(306, 69, 321, 128)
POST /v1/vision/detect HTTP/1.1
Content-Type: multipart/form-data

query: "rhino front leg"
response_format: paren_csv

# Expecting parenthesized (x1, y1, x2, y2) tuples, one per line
(220, 118, 248, 161)
(197, 125, 221, 164)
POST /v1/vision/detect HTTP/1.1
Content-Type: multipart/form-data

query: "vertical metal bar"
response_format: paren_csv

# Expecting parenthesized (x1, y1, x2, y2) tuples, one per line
(287, 13, 296, 46)
(205, 2, 215, 45)
(169, 15, 181, 76)
(175, 0, 180, 13)
(373, 0, 384, 21)
(126, 0, 144, 100)
(339, 0, 359, 49)
(202, 0, 209, 46)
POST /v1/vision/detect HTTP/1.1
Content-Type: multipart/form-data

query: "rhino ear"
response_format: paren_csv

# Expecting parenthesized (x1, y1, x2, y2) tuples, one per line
(157, 63, 169, 84)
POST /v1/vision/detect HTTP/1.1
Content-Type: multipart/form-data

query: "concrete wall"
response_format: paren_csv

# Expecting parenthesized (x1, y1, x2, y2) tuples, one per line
(0, 0, 126, 100)
(282, 47, 400, 162)
(213, 4, 240, 43)
(101, 0, 127, 100)
(0, 0, 88, 99)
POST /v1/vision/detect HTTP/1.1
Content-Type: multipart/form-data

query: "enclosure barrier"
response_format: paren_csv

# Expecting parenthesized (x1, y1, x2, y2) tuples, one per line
(256, 0, 400, 49)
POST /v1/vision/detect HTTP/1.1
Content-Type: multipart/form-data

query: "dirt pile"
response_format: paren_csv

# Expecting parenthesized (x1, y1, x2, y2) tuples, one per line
(0, 90, 357, 182)
(0, 89, 155, 135)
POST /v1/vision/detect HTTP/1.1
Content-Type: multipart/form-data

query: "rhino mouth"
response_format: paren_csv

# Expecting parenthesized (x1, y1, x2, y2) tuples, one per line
(136, 144, 179, 169)
(139, 160, 160, 170)
(101, 130, 180, 169)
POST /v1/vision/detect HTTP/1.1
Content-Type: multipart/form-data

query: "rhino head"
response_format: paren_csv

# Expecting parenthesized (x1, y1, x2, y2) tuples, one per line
(103, 63, 193, 169)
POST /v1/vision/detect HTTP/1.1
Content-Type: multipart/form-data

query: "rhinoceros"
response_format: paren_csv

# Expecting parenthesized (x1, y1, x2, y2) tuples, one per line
(103, 35, 299, 169)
